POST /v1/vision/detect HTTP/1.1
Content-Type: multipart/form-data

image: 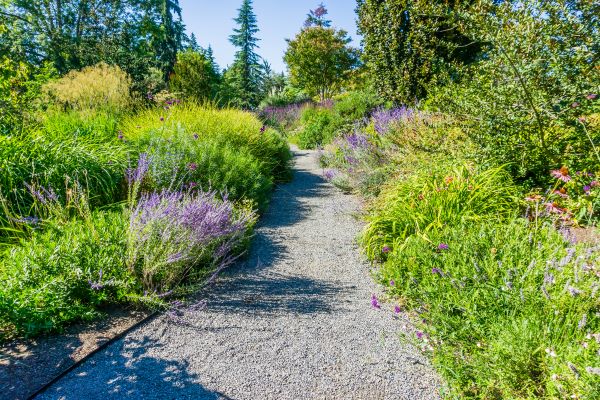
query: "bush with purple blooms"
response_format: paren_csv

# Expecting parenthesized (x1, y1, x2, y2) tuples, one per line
(126, 189, 255, 292)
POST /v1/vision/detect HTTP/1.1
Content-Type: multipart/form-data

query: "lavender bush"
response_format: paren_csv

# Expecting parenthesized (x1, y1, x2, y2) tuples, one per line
(126, 155, 255, 292)
(372, 106, 414, 135)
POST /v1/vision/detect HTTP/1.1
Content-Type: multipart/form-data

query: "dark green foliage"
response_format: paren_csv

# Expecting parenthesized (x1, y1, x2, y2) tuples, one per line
(356, 0, 482, 104)
(228, 0, 262, 108)
(0, 210, 134, 338)
(428, 0, 600, 184)
(0, 0, 186, 90)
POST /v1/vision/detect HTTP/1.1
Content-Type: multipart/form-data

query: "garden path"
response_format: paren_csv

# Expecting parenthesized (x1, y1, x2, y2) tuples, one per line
(36, 149, 440, 400)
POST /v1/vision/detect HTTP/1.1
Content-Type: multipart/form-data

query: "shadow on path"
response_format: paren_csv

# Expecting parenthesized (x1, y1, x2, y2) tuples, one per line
(41, 336, 232, 400)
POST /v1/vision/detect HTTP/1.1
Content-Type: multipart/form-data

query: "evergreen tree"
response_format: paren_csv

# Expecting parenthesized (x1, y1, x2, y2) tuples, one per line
(188, 33, 200, 52)
(156, 0, 185, 80)
(228, 0, 262, 108)
(304, 3, 332, 28)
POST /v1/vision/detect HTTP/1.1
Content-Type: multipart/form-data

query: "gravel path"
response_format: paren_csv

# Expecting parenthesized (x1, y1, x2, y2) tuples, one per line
(37, 150, 440, 400)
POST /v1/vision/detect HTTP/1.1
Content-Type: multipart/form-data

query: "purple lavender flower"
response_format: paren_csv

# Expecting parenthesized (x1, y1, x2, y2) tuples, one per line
(371, 294, 381, 309)
(372, 106, 414, 135)
(584, 185, 592, 194)
(126, 153, 150, 184)
(345, 132, 369, 150)
(438, 243, 449, 251)
(432, 268, 443, 276)
(323, 169, 337, 181)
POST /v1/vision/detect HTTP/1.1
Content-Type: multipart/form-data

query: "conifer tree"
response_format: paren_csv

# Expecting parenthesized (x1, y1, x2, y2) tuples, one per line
(228, 0, 262, 108)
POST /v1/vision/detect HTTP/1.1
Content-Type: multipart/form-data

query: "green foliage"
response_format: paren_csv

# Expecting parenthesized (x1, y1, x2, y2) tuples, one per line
(296, 106, 337, 149)
(379, 219, 599, 398)
(357, 0, 481, 104)
(0, 210, 134, 338)
(0, 112, 129, 215)
(0, 58, 55, 134)
(333, 89, 383, 121)
(169, 50, 221, 102)
(361, 166, 518, 259)
(428, 0, 600, 184)
(227, 0, 263, 108)
(142, 135, 274, 212)
(284, 26, 359, 101)
(122, 104, 292, 182)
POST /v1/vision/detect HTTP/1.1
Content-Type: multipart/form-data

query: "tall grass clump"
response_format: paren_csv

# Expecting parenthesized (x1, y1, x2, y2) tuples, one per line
(121, 103, 292, 182)
(43, 63, 133, 112)
(361, 166, 518, 259)
(379, 219, 599, 398)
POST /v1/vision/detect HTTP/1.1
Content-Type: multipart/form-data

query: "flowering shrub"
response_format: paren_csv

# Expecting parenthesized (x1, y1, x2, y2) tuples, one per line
(525, 167, 600, 226)
(126, 189, 254, 292)
(379, 219, 600, 398)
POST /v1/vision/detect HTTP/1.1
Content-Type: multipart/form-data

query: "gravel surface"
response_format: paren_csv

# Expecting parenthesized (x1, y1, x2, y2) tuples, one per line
(36, 150, 440, 400)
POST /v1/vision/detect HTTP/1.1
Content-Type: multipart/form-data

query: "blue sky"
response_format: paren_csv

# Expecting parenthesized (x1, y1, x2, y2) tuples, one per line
(179, 0, 361, 73)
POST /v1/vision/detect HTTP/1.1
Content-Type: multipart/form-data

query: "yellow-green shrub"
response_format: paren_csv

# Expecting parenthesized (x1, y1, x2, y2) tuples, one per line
(43, 63, 132, 112)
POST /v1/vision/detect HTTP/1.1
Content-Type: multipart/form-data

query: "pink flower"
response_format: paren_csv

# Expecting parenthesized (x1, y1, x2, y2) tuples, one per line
(438, 243, 449, 251)
(587, 94, 598, 100)
(591, 181, 599, 188)
(545, 202, 564, 214)
(553, 188, 569, 199)
(551, 166, 571, 183)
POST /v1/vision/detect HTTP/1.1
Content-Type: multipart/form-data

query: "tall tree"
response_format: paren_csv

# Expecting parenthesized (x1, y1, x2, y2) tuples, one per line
(284, 26, 359, 101)
(155, 0, 184, 80)
(304, 3, 331, 28)
(356, 0, 483, 104)
(228, 0, 261, 108)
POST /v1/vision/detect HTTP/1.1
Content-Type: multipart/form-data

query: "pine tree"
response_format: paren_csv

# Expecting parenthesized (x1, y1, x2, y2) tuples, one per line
(228, 0, 261, 108)
(188, 33, 200, 51)
(157, 0, 185, 80)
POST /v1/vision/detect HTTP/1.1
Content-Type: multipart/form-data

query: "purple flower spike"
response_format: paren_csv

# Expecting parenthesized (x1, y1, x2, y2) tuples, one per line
(438, 243, 449, 251)
(394, 305, 402, 314)
(371, 294, 381, 309)
(432, 268, 443, 276)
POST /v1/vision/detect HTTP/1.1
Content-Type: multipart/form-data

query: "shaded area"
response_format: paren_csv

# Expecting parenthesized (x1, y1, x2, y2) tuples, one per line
(0, 308, 150, 400)
(38, 336, 231, 400)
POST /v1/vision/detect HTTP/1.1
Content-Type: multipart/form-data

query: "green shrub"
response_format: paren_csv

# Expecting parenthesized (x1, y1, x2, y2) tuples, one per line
(361, 165, 518, 259)
(297, 106, 337, 149)
(143, 135, 273, 212)
(169, 50, 220, 102)
(121, 104, 292, 182)
(0, 210, 135, 338)
(379, 219, 599, 398)
(332, 90, 383, 122)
